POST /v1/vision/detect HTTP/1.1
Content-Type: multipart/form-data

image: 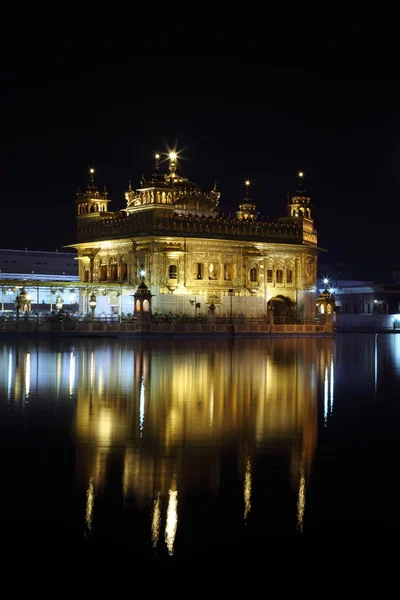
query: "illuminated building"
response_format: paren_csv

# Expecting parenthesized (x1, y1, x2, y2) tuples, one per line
(67, 157, 321, 320)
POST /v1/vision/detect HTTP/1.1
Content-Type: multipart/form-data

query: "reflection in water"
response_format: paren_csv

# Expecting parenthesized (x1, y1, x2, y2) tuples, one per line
(69, 351, 75, 398)
(151, 491, 161, 548)
(244, 458, 251, 521)
(297, 458, 306, 533)
(165, 483, 178, 556)
(1, 337, 337, 548)
(323, 351, 335, 425)
(7, 348, 12, 401)
(85, 474, 94, 533)
(25, 353, 30, 399)
(139, 375, 145, 437)
(85, 450, 106, 536)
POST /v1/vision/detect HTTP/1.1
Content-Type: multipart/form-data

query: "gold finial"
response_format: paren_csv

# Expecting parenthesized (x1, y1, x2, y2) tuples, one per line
(168, 150, 177, 176)
(89, 167, 95, 185)
(297, 171, 304, 189)
(155, 152, 160, 172)
(244, 179, 251, 198)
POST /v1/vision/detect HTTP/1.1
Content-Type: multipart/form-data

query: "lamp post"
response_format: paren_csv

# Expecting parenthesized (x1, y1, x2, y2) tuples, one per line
(55, 295, 63, 312)
(189, 297, 201, 319)
(89, 292, 97, 320)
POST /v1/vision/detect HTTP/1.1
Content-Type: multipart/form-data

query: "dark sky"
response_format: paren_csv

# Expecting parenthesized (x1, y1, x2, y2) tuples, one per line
(1, 22, 399, 281)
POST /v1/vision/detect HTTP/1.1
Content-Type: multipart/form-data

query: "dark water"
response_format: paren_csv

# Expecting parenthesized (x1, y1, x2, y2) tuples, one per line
(0, 333, 399, 553)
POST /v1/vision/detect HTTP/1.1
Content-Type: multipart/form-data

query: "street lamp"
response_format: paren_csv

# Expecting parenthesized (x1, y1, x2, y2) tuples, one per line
(55, 295, 63, 312)
(89, 292, 97, 320)
(189, 297, 201, 318)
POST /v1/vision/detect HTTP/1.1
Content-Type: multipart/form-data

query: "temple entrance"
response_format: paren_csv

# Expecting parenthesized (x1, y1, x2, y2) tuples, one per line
(267, 295, 296, 323)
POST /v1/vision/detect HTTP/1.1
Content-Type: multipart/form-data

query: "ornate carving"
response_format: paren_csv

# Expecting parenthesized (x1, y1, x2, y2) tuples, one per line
(207, 253, 222, 261)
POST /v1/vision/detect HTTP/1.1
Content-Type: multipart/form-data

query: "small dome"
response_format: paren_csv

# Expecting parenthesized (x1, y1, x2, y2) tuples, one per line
(138, 280, 148, 291)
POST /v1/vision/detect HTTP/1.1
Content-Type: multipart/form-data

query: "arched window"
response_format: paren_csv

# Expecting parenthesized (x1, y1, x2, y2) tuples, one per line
(250, 267, 257, 282)
(136, 299, 141, 312)
(143, 299, 150, 312)
(99, 260, 108, 281)
(169, 264, 177, 279)
(120, 259, 128, 281)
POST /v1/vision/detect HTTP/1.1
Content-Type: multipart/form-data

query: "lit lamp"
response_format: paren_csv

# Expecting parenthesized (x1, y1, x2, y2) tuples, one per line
(19, 287, 28, 311)
(89, 292, 97, 320)
(55, 295, 63, 311)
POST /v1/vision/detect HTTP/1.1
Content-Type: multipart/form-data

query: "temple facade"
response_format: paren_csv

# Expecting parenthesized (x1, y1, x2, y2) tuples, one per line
(67, 155, 321, 320)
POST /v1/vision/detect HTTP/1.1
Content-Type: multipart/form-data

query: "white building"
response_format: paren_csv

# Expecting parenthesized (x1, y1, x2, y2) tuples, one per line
(0, 249, 79, 314)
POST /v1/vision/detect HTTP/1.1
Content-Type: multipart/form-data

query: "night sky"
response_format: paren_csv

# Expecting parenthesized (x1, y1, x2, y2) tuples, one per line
(1, 23, 399, 281)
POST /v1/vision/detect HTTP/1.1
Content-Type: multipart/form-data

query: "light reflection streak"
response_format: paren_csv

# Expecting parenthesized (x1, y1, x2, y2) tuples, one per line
(244, 457, 251, 521)
(151, 491, 161, 548)
(165, 486, 178, 556)
(7, 349, 12, 401)
(85, 474, 94, 533)
(209, 383, 214, 429)
(69, 352, 75, 397)
(85, 452, 102, 535)
(90, 351, 95, 389)
(25, 353, 31, 399)
(139, 375, 145, 436)
(296, 459, 305, 533)
(324, 364, 328, 425)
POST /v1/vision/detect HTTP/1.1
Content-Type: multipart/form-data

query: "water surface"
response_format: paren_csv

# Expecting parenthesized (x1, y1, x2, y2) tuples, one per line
(0, 334, 399, 553)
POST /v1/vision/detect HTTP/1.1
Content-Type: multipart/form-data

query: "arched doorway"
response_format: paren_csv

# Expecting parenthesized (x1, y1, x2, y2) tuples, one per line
(267, 295, 296, 323)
